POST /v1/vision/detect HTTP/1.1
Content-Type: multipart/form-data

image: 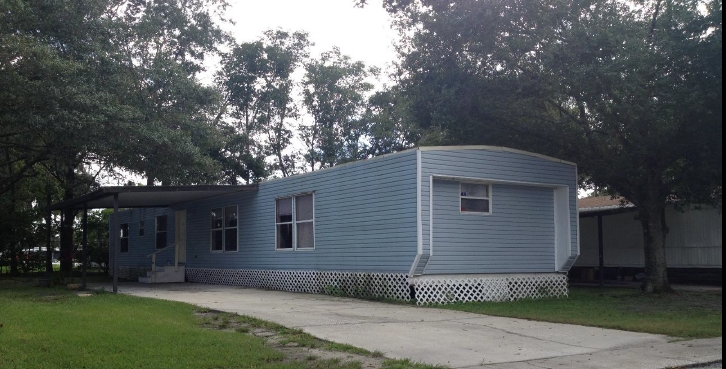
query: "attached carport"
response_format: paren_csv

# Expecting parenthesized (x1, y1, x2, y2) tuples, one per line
(49, 185, 257, 292)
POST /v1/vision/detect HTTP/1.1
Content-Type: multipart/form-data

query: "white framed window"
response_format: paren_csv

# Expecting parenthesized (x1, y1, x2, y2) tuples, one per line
(460, 182, 491, 214)
(120, 223, 129, 253)
(276, 193, 314, 251)
(211, 206, 238, 252)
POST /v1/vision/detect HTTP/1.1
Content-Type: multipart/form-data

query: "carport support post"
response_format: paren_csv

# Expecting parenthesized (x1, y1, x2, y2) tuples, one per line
(598, 214, 604, 287)
(81, 203, 88, 290)
(113, 194, 119, 293)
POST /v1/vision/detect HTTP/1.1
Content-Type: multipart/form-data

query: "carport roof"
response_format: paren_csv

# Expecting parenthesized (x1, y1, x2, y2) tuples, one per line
(49, 185, 258, 210)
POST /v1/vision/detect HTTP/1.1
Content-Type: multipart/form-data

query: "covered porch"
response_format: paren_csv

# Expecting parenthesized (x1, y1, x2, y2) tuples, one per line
(49, 185, 257, 292)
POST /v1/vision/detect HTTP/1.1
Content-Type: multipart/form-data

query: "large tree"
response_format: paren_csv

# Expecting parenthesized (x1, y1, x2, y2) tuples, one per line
(362, 87, 421, 156)
(114, 0, 228, 185)
(301, 48, 376, 170)
(378, 0, 722, 292)
(217, 30, 310, 180)
(1, 0, 230, 273)
(1, 0, 132, 273)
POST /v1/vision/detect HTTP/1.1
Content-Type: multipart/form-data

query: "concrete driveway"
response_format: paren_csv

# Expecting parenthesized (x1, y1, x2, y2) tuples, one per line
(101, 283, 722, 369)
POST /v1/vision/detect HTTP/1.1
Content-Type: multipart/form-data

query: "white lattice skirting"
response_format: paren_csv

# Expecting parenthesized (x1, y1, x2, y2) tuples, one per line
(410, 273, 569, 305)
(186, 268, 411, 301)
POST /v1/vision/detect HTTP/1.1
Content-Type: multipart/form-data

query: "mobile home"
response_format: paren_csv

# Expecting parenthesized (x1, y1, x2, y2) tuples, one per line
(72, 146, 579, 304)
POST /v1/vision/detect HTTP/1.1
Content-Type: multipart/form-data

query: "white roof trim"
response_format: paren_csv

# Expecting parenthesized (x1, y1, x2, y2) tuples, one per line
(417, 146, 577, 166)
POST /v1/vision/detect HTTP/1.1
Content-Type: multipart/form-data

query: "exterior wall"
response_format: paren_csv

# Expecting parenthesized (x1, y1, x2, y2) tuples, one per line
(427, 180, 555, 273)
(420, 148, 578, 275)
(179, 150, 419, 274)
(111, 207, 176, 270)
(576, 206, 723, 269)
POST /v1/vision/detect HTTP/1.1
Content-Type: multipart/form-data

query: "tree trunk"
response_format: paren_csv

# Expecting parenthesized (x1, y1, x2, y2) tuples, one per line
(59, 168, 76, 276)
(45, 191, 53, 274)
(638, 201, 672, 293)
(60, 210, 75, 276)
(277, 150, 288, 177)
(9, 248, 18, 275)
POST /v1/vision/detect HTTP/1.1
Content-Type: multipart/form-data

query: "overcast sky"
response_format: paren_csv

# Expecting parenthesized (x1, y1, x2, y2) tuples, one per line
(218, 0, 399, 74)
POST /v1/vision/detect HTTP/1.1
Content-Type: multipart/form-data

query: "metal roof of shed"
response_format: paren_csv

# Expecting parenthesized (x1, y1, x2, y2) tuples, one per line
(49, 185, 258, 210)
(578, 195, 634, 215)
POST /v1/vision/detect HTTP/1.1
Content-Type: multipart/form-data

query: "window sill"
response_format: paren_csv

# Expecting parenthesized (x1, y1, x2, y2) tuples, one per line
(460, 211, 492, 215)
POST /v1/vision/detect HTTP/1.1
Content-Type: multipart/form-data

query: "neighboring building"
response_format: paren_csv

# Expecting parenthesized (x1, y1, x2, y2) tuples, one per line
(574, 196, 722, 285)
(57, 146, 578, 304)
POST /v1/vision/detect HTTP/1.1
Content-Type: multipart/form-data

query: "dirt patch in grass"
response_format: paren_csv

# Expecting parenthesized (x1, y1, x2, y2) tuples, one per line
(194, 309, 439, 369)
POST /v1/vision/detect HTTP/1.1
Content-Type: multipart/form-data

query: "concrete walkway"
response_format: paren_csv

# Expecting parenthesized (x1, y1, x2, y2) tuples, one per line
(98, 282, 722, 369)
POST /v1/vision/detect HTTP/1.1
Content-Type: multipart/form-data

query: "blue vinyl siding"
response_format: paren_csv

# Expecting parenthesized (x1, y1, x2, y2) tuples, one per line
(426, 180, 555, 273)
(420, 149, 578, 274)
(180, 150, 418, 273)
(111, 208, 176, 268)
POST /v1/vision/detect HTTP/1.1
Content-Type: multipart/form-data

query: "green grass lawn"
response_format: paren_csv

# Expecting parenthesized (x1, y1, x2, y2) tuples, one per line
(0, 279, 441, 369)
(438, 286, 722, 339)
(0, 280, 288, 369)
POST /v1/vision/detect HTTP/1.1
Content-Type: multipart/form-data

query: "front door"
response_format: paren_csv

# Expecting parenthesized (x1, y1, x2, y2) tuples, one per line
(175, 210, 187, 264)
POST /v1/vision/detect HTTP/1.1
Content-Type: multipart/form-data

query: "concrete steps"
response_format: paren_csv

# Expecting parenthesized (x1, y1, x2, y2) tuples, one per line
(138, 266, 185, 283)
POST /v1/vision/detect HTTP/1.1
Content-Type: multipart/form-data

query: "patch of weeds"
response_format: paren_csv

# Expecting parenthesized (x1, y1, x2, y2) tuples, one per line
(372, 350, 385, 358)
(382, 358, 449, 369)
(323, 284, 346, 297)
(92, 288, 109, 295)
(278, 328, 319, 348)
(305, 358, 363, 369)
(235, 326, 250, 333)
(234, 315, 286, 332)
(324, 342, 372, 356)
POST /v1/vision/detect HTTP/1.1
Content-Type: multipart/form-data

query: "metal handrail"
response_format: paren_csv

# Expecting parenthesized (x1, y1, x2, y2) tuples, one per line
(146, 242, 178, 273)
(146, 243, 176, 258)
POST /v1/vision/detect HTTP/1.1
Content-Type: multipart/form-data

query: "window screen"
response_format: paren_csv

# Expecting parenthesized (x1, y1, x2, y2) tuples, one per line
(460, 182, 491, 213)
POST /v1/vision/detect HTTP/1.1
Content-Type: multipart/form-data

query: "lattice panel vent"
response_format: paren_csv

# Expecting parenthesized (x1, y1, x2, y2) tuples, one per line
(411, 274, 568, 305)
(115, 266, 149, 281)
(186, 268, 410, 301)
